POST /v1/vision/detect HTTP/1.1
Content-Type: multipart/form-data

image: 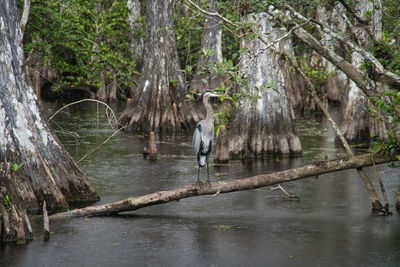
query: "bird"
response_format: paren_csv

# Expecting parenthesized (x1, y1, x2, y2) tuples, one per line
(193, 90, 221, 184)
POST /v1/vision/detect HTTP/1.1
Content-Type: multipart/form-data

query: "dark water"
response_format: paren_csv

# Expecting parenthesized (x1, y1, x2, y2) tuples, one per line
(1, 102, 400, 267)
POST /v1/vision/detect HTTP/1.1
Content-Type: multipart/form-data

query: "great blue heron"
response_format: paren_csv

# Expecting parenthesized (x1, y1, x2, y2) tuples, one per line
(193, 90, 221, 184)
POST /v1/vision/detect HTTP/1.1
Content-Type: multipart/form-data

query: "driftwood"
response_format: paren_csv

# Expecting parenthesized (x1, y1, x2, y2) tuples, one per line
(51, 153, 397, 219)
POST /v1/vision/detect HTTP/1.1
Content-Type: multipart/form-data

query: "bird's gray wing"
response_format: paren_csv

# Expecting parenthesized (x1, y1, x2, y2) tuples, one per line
(193, 122, 203, 156)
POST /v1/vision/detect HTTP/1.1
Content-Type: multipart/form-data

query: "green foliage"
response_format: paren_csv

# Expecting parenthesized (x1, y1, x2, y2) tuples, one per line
(382, 0, 400, 44)
(50, 167, 57, 178)
(9, 161, 24, 172)
(24, 0, 135, 94)
(174, 6, 204, 80)
(372, 133, 400, 168)
(174, 1, 241, 83)
(298, 55, 337, 87)
(3, 195, 12, 211)
(367, 7, 400, 159)
(368, 88, 400, 160)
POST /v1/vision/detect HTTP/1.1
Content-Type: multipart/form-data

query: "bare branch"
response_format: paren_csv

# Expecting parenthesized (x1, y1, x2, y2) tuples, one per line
(269, 47, 384, 212)
(77, 125, 127, 164)
(282, 3, 400, 88)
(185, 0, 239, 27)
(49, 99, 119, 127)
(270, 184, 300, 200)
(20, 0, 31, 36)
(337, 0, 369, 25)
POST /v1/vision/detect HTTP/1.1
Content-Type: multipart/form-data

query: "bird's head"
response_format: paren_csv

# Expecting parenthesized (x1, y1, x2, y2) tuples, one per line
(202, 90, 223, 99)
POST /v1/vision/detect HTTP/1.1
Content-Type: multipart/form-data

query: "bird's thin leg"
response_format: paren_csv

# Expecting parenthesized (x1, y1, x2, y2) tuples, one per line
(197, 165, 200, 183)
(206, 160, 210, 184)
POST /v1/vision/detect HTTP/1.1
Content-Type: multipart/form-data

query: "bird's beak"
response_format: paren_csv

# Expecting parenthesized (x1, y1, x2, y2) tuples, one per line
(209, 92, 223, 98)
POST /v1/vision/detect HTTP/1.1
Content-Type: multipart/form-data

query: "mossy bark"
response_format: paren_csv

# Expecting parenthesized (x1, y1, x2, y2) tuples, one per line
(220, 12, 301, 158)
(0, 0, 99, 243)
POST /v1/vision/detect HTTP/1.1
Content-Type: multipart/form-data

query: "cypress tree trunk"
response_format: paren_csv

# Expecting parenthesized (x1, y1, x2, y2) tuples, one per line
(0, 0, 99, 243)
(189, 0, 224, 124)
(189, 0, 223, 95)
(313, 2, 348, 104)
(340, 0, 387, 142)
(127, 0, 144, 69)
(119, 0, 197, 132)
(224, 12, 301, 157)
(126, 0, 144, 101)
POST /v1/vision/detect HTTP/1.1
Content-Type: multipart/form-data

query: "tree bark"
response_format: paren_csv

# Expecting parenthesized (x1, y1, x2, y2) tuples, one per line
(0, 0, 99, 243)
(20, 0, 31, 36)
(126, 0, 144, 100)
(189, 0, 224, 131)
(189, 0, 223, 95)
(268, 6, 373, 95)
(126, 0, 144, 70)
(313, 3, 348, 104)
(119, 0, 197, 132)
(225, 12, 301, 157)
(340, 0, 387, 142)
(50, 153, 397, 218)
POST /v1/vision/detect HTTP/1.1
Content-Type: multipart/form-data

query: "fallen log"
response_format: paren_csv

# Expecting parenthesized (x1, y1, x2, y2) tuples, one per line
(50, 153, 398, 219)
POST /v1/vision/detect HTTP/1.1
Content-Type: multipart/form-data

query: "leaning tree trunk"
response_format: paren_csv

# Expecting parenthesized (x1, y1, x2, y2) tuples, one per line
(0, 0, 99, 243)
(223, 12, 301, 157)
(119, 0, 197, 132)
(340, 0, 387, 142)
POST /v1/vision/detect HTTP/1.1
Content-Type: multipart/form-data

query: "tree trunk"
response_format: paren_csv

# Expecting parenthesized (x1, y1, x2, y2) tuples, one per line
(109, 73, 118, 102)
(397, 189, 400, 212)
(33, 58, 43, 106)
(0, 0, 99, 243)
(224, 12, 301, 157)
(119, 0, 197, 132)
(188, 0, 224, 126)
(97, 70, 108, 102)
(313, 3, 348, 104)
(51, 153, 397, 218)
(340, 0, 387, 142)
(266, 3, 398, 130)
(189, 0, 223, 95)
(126, 0, 144, 100)
(127, 0, 144, 69)
(20, 0, 31, 35)
(97, 69, 118, 102)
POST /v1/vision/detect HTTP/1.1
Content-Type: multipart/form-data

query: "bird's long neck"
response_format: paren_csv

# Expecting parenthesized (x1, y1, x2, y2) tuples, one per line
(204, 96, 214, 122)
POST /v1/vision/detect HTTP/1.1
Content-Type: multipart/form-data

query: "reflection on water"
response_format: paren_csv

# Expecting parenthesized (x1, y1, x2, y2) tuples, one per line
(1, 102, 400, 266)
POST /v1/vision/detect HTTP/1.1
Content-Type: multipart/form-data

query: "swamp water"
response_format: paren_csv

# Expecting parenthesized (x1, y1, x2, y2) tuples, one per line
(1, 102, 400, 266)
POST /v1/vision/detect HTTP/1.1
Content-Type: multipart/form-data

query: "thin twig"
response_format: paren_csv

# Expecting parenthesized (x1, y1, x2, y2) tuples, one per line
(185, 0, 239, 27)
(77, 126, 127, 164)
(48, 99, 118, 128)
(270, 184, 300, 200)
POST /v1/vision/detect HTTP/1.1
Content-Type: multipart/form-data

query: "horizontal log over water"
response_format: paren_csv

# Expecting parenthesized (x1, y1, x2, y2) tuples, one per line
(50, 153, 398, 219)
